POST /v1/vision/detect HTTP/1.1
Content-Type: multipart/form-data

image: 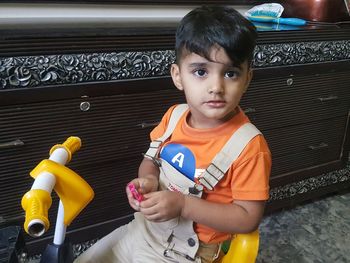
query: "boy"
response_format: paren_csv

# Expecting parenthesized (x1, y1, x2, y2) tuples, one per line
(75, 5, 271, 263)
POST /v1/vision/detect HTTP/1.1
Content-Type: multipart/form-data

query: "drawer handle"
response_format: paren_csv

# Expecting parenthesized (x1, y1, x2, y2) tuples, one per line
(137, 122, 159, 129)
(317, 95, 338, 102)
(308, 142, 328, 150)
(243, 108, 256, 114)
(0, 139, 25, 149)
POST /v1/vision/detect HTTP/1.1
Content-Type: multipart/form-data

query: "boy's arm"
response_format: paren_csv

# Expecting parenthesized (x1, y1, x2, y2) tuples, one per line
(182, 147, 269, 233)
(181, 196, 265, 234)
(140, 191, 264, 234)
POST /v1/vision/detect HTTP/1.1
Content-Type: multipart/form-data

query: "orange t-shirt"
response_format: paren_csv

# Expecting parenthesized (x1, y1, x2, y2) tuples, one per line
(150, 105, 271, 244)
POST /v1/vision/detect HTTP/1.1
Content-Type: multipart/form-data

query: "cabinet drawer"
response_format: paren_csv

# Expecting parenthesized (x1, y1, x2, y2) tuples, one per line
(0, 89, 185, 165)
(0, 89, 184, 226)
(241, 71, 350, 130)
(264, 116, 348, 177)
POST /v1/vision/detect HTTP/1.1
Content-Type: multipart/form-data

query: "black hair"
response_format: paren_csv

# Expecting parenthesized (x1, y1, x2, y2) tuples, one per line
(175, 6, 257, 66)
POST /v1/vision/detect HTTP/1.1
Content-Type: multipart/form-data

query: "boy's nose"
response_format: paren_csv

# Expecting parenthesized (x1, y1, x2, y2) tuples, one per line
(208, 77, 224, 94)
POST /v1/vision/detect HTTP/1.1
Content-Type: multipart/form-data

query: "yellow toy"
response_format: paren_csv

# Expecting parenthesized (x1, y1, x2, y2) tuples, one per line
(21, 137, 94, 263)
(220, 229, 259, 263)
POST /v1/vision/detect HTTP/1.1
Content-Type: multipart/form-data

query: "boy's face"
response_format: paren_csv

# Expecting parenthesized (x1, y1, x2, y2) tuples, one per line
(171, 46, 252, 129)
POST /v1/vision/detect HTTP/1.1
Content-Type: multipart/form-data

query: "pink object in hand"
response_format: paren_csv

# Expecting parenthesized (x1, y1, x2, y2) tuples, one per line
(127, 183, 144, 202)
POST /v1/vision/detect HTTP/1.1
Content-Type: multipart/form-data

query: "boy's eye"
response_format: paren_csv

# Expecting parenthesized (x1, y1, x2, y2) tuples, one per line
(194, 69, 207, 77)
(225, 71, 237, 78)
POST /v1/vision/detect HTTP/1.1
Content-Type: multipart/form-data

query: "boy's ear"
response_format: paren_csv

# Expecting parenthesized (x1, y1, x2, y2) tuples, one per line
(171, 64, 184, 91)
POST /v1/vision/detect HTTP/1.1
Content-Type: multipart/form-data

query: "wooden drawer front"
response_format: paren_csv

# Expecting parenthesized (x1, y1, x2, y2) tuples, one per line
(0, 89, 185, 165)
(264, 116, 348, 177)
(240, 71, 350, 130)
(0, 89, 184, 226)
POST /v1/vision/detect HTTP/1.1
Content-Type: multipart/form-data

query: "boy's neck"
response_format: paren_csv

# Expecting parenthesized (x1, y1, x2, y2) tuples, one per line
(186, 107, 239, 129)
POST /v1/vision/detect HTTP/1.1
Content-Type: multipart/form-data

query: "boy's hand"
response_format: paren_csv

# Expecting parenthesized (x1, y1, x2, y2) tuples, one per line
(139, 190, 185, 222)
(126, 177, 158, 211)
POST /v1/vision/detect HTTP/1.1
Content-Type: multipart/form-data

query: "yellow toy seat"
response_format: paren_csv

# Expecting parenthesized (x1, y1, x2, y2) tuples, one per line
(220, 229, 259, 263)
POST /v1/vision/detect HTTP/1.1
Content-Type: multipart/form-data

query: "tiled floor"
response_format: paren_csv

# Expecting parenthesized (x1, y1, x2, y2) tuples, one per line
(257, 189, 350, 263)
(27, 189, 350, 262)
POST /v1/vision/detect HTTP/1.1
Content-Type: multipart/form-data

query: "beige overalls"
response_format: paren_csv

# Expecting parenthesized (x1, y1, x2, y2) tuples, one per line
(74, 104, 261, 263)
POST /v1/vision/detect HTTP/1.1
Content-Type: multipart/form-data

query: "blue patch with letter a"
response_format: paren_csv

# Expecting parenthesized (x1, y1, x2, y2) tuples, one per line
(160, 143, 196, 181)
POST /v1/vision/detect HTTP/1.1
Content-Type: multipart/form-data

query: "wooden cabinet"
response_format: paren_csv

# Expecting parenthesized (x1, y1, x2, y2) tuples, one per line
(0, 26, 349, 254)
(241, 66, 350, 186)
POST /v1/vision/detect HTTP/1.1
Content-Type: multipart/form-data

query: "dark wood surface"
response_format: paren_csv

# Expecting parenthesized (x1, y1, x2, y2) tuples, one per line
(1, 25, 350, 57)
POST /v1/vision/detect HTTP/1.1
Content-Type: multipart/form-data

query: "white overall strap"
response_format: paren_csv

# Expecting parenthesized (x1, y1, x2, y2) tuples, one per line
(144, 104, 189, 159)
(198, 123, 262, 190)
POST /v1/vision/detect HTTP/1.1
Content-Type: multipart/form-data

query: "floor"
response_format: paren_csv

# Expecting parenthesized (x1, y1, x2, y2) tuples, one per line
(257, 189, 350, 263)
(26, 188, 350, 263)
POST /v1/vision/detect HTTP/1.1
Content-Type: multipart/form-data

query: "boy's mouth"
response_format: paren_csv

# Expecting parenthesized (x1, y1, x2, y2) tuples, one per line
(205, 100, 226, 108)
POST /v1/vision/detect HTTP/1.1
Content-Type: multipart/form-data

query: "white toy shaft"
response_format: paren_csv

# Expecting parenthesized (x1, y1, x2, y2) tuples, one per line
(50, 148, 69, 245)
(28, 147, 69, 241)
(53, 201, 66, 245)
(30, 148, 69, 191)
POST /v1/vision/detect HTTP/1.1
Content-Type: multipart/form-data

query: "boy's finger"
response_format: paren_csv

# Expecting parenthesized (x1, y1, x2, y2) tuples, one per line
(138, 180, 145, 193)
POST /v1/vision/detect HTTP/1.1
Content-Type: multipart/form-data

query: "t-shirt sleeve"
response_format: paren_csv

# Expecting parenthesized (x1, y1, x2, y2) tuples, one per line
(150, 105, 178, 141)
(230, 135, 272, 201)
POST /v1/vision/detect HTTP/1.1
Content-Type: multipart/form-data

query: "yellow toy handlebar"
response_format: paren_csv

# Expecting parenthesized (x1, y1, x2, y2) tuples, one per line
(21, 137, 94, 238)
(21, 189, 52, 237)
